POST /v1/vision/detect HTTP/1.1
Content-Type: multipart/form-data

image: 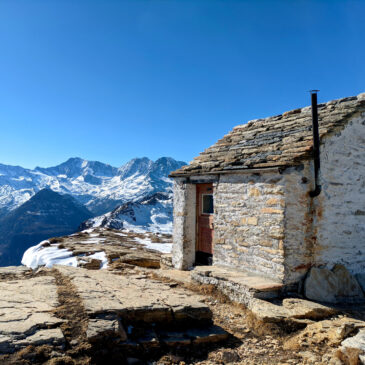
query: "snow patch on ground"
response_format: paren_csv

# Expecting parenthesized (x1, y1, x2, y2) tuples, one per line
(21, 237, 109, 270)
(134, 237, 172, 254)
(21, 241, 78, 269)
(87, 251, 108, 269)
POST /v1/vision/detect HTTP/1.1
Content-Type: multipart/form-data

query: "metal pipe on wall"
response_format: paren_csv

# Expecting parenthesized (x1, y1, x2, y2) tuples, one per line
(309, 90, 322, 197)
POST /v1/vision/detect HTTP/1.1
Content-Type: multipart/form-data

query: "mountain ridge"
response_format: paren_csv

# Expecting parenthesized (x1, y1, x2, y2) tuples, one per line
(0, 157, 186, 217)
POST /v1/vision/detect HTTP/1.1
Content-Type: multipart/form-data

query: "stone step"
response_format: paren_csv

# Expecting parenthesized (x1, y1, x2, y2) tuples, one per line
(191, 265, 284, 307)
(96, 322, 229, 354)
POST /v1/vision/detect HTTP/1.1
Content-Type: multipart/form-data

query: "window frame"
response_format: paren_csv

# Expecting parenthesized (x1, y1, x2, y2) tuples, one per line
(201, 193, 214, 215)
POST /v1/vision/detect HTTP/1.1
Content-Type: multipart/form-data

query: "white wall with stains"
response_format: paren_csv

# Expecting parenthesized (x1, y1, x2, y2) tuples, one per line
(313, 113, 365, 274)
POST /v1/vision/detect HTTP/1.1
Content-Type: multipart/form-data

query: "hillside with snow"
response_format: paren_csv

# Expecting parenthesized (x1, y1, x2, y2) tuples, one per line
(0, 189, 93, 266)
(0, 157, 186, 217)
(80, 192, 173, 234)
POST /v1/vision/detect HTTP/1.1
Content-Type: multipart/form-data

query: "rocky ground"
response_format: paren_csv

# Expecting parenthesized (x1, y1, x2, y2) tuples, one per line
(22, 228, 172, 270)
(1, 230, 365, 364)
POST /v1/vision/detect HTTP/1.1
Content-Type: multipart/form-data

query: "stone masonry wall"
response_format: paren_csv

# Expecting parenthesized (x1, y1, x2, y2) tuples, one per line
(313, 113, 365, 274)
(213, 172, 286, 282)
(172, 180, 196, 270)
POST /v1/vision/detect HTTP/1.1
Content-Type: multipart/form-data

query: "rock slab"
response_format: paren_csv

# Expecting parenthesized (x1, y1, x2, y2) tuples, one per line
(0, 275, 64, 353)
(56, 265, 212, 324)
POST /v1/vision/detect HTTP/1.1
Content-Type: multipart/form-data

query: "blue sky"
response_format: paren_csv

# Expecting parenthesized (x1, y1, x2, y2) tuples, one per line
(0, 0, 364, 169)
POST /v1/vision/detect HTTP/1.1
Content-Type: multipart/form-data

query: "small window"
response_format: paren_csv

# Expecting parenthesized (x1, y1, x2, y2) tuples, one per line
(202, 194, 214, 214)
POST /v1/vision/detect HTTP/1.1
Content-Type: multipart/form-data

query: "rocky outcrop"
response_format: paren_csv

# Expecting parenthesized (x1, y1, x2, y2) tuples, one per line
(304, 265, 365, 304)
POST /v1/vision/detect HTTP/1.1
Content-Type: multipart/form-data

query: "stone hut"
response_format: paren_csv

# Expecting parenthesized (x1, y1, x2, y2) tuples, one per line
(169, 93, 365, 287)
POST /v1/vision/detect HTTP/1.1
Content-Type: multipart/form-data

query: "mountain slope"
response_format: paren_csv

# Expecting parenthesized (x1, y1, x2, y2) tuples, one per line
(0, 188, 92, 266)
(80, 192, 173, 234)
(0, 157, 186, 216)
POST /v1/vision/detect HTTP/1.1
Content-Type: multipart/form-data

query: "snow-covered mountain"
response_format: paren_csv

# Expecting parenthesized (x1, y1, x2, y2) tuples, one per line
(0, 157, 186, 217)
(80, 192, 173, 234)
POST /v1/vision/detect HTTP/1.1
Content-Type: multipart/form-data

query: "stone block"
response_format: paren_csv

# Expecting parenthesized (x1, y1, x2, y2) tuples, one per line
(263, 187, 285, 195)
(247, 217, 258, 225)
(261, 247, 280, 255)
(213, 238, 225, 245)
(269, 227, 285, 239)
(248, 187, 261, 197)
(261, 207, 284, 214)
(272, 257, 284, 264)
(260, 240, 273, 247)
(304, 265, 365, 304)
(237, 247, 248, 253)
(187, 325, 228, 344)
(265, 198, 283, 206)
(86, 319, 127, 343)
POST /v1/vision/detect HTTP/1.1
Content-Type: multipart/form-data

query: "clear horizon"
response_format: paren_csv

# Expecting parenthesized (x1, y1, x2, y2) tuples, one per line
(1, 0, 364, 169)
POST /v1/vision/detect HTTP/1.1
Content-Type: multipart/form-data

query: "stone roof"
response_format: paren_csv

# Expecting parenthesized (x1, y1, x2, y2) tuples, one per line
(171, 93, 365, 177)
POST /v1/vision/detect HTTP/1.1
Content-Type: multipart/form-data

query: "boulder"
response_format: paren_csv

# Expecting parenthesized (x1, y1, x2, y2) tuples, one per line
(304, 265, 365, 303)
(356, 273, 365, 294)
(333, 265, 365, 302)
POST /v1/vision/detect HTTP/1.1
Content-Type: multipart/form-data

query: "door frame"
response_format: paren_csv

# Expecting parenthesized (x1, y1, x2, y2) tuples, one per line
(195, 183, 214, 265)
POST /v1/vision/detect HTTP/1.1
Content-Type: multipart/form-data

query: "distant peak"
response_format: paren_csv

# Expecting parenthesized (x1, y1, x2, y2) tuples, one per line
(64, 157, 85, 164)
(66, 157, 83, 162)
(35, 188, 59, 196)
(129, 157, 151, 163)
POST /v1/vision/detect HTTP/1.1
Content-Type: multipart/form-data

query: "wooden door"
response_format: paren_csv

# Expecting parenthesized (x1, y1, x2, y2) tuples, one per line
(196, 183, 214, 255)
